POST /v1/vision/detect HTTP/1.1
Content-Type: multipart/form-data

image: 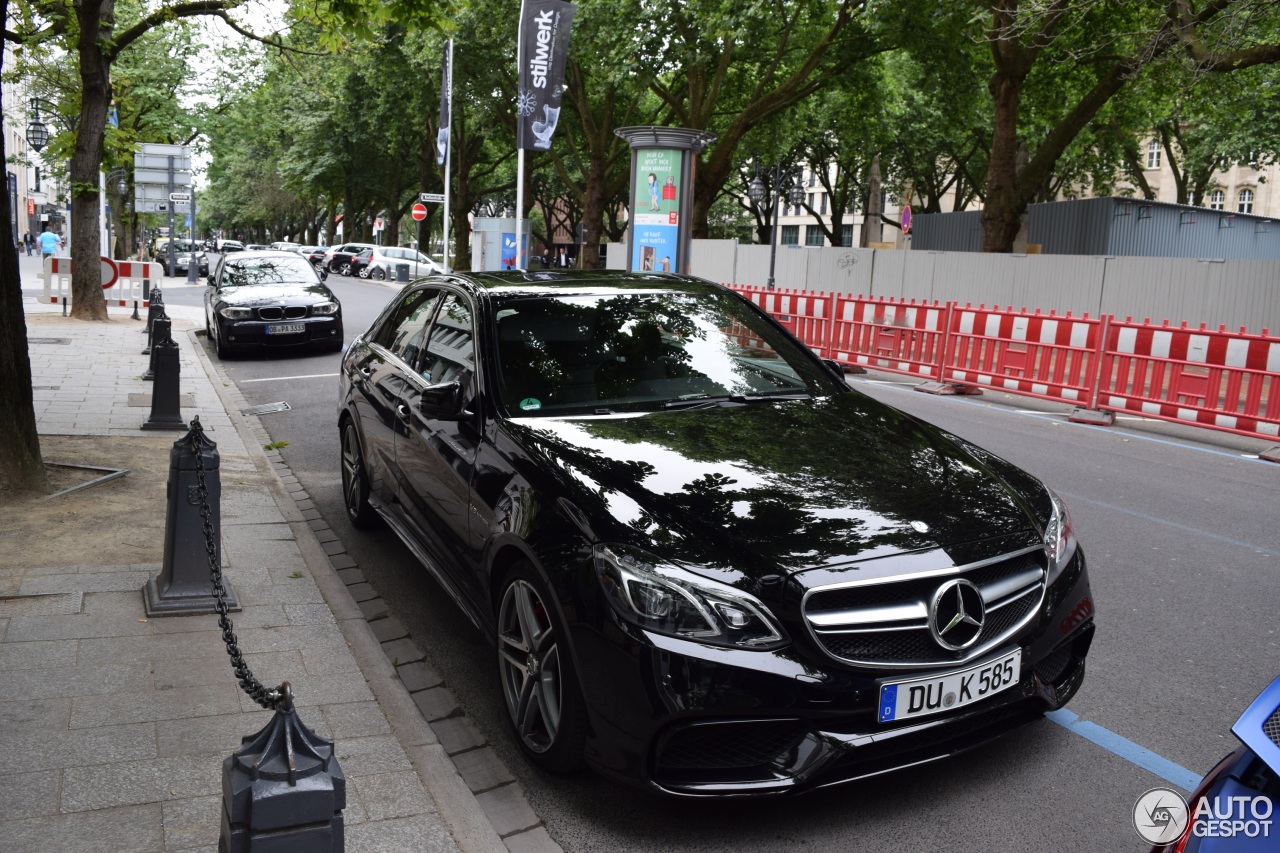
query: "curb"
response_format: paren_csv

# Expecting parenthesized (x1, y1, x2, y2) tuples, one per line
(186, 328, 559, 853)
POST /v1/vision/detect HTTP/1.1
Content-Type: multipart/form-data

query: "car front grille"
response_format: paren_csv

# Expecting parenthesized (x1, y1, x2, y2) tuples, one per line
(803, 547, 1046, 669)
(1264, 706, 1280, 750)
(256, 306, 308, 320)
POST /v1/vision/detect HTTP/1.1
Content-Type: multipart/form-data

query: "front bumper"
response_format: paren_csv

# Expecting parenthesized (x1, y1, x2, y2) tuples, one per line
(218, 315, 343, 349)
(574, 548, 1095, 797)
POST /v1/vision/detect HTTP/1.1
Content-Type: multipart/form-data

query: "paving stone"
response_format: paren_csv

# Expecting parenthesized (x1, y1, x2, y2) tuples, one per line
(369, 615, 407, 643)
(337, 567, 367, 586)
(313, 528, 340, 544)
(0, 721, 156, 773)
(71, 683, 243, 729)
(329, 553, 357, 570)
(332, 734, 413, 777)
(2, 661, 154, 700)
(452, 746, 516, 793)
(18, 572, 151, 595)
(395, 660, 442, 693)
(320, 701, 393, 740)
(308, 518, 330, 531)
(504, 826, 565, 853)
(0, 770, 60, 820)
(411, 687, 459, 722)
(381, 638, 426, 667)
(285, 603, 338, 625)
(301, 508, 322, 520)
(61, 754, 223, 811)
(0, 697, 72, 730)
(430, 716, 486, 755)
(161, 795, 221, 851)
(76, 630, 235, 665)
(236, 671, 374, 713)
(151, 650, 302, 691)
(0, 803, 164, 853)
(345, 814, 459, 853)
(350, 771, 437, 821)
(0, 638, 79, 671)
(155, 710, 275, 757)
(358, 598, 390, 621)
(301, 645, 363, 676)
(345, 582, 378, 603)
(321, 540, 347, 557)
(0, 592, 84, 619)
(296, 498, 317, 511)
(474, 783, 540, 837)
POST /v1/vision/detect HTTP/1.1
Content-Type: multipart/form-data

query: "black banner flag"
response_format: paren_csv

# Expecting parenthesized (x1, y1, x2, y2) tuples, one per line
(517, 0, 576, 151)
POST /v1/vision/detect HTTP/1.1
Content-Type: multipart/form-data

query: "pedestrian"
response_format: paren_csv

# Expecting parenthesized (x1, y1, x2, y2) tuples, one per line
(556, 247, 570, 268)
(38, 226, 61, 260)
(23, 231, 33, 256)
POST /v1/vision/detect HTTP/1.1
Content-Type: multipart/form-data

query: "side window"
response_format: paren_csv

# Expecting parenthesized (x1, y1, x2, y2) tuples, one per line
(420, 294, 475, 388)
(375, 288, 442, 367)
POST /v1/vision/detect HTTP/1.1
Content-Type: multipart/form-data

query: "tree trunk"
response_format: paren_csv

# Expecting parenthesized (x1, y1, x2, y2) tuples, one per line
(69, 0, 114, 319)
(981, 63, 1024, 253)
(0, 0, 48, 494)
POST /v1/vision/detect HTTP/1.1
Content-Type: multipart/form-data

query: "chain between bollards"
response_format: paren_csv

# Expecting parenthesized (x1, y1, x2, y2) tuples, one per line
(189, 417, 282, 711)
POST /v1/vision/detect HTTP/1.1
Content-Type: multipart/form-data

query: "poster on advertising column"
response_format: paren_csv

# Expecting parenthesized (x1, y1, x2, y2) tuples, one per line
(631, 148, 683, 273)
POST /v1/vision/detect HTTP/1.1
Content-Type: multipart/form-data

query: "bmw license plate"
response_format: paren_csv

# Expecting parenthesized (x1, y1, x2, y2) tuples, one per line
(265, 324, 305, 335)
(877, 649, 1021, 723)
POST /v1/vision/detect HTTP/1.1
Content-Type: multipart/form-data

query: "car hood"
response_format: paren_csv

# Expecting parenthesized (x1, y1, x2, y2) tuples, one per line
(216, 283, 333, 305)
(509, 391, 1047, 581)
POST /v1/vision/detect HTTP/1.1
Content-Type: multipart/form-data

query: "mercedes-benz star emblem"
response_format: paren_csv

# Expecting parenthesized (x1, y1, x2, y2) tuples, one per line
(929, 579, 986, 651)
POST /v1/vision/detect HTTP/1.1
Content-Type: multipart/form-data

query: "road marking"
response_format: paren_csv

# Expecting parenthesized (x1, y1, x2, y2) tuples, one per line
(240, 373, 339, 383)
(1046, 709, 1201, 792)
(1056, 492, 1280, 559)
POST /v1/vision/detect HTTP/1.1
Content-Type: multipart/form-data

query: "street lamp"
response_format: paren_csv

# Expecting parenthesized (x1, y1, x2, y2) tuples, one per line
(747, 162, 806, 290)
(105, 168, 129, 258)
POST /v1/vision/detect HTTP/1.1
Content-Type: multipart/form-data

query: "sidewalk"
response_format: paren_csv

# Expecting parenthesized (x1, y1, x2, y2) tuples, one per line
(1, 258, 514, 852)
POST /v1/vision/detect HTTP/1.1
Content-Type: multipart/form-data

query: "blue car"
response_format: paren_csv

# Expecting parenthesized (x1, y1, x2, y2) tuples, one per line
(1152, 675, 1280, 852)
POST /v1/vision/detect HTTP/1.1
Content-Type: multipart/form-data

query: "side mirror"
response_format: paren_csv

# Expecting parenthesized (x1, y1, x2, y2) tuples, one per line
(822, 358, 848, 381)
(418, 380, 463, 420)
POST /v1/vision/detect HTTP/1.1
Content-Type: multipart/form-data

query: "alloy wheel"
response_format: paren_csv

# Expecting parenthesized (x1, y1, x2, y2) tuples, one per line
(340, 421, 378, 528)
(498, 579, 563, 754)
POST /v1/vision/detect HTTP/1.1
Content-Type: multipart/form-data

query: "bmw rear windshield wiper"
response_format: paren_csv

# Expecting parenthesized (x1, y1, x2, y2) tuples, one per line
(662, 391, 811, 410)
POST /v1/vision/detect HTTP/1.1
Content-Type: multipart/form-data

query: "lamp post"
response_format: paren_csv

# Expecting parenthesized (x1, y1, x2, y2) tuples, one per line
(105, 168, 129, 258)
(747, 163, 806, 290)
(25, 98, 75, 250)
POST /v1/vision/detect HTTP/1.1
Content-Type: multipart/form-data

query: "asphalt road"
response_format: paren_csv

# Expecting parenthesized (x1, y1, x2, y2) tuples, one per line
(159, 269, 1280, 851)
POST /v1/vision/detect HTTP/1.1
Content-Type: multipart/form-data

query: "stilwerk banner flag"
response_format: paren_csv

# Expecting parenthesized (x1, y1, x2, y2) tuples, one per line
(436, 42, 452, 166)
(516, 0, 576, 151)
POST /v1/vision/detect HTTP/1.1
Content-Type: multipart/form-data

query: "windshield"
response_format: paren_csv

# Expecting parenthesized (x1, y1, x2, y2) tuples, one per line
(492, 290, 841, 416)
(220, 255, 319, 286)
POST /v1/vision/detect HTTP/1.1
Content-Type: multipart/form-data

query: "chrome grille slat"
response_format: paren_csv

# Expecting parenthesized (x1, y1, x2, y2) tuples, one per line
(802, 549, 1047, 670)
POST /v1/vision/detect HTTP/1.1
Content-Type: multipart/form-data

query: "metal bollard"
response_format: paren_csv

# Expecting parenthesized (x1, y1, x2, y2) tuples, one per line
(143, 313, 170, 380)
(142, 418, 240, 615)
(220, 683, 346, 853)
(395, 262, 410, 283)
(131, 299, 141, 321)
(141, 337, 186, 430)
(143, 288, 163, 335)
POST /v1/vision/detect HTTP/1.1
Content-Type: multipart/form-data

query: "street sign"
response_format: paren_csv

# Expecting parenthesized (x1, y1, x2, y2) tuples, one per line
(139, 142, 189, 157)
(169, 192, 192, 203)
(420, 192, 445, 203)
(901, 204, 912, 234)
(173, 202, 191, 214)
(411, 203, 428, 221)
(373, 218, 384, 232)
(134, 168, 192, 186)
(100, 257, 119, 289)
(136, 201, 171, 213)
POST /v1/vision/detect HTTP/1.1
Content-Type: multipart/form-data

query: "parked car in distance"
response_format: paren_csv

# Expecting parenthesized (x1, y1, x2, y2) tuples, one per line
(355, 245, 441, 281)
(244, 244, 270, 251)
(219, 240, 245, 253)
(1149, 673, 1280, 852)
(337, 270, 1095, 797)
(269, 241, 302, 252)
(157, 239, 208, 277)
(204, 250, 342, 359)
(300, 246, 328, 267)
(324, 242, 377, 277)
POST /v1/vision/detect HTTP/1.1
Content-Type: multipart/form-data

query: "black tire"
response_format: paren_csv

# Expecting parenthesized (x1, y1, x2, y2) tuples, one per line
(340, 419, 381, 529)
(328, 260, 341, 274)
(496, 563, 588, 773)
(339, 261, 353, 277)
(357, 266, 370, 279)
(212, 322, 232, 359)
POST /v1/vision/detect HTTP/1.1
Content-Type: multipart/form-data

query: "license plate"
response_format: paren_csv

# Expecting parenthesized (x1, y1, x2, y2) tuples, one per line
(265, 324, 305, 335)
(877, 650, 1021, 724)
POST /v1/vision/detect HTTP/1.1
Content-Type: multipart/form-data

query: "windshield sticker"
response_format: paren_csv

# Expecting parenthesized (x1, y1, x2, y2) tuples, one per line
(519, 398, 542, 411)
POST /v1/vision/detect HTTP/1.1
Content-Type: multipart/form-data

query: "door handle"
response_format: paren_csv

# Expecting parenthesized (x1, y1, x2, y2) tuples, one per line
(396, 404, 411, 423)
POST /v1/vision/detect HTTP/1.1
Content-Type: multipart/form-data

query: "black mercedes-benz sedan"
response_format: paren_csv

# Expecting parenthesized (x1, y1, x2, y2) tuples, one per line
(204, 251, 343, 358)
(337, 271, 1095, 797)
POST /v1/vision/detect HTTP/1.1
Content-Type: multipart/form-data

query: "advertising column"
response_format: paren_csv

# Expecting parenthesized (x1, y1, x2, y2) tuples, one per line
(614, 127, 716, 274)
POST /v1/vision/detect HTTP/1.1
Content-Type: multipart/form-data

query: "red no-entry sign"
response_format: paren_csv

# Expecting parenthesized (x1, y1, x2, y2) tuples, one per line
(411, 203, 428, 221)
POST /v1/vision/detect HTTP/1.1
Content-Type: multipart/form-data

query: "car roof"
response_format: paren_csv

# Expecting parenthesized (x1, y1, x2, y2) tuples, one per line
(425, 270, 721, 299)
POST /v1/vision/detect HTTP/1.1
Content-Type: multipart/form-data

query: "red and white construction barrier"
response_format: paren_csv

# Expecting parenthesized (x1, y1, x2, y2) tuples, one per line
(42, 256, 158, 308)
(726, 284, 1280, 446)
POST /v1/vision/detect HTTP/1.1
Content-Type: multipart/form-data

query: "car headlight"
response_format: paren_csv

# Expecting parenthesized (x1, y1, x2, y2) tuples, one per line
(593, 543, 788, 650)
(219, 306, 253, 320)
(311, 302, 339, 316)
(1044, 488, 1078, 580)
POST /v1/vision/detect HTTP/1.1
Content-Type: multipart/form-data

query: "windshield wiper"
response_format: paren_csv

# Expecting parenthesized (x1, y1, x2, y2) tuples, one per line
(662, 391, 811, 410)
